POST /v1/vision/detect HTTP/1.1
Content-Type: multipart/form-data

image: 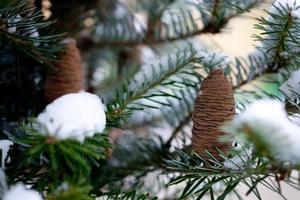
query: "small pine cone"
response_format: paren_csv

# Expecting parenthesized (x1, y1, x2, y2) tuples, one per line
(192, 69, 235, 161)
(44, 38, 84, 102)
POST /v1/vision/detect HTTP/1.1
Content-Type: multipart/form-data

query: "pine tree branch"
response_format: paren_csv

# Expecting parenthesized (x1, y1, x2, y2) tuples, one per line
(4, 123, 110, 192)
(90, 0, 260, 47)
(0, 0, 65, 65)
(92, 28, 204, 47)
(162, 149, 299, 200)
(106, 45, 199, 127)
(254, 3, 300, 69)
(163, 50, 270, 146)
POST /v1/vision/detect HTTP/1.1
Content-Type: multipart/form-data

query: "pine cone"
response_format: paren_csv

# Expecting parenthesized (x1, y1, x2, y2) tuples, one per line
(44, 38, 83, 102)
(192, 69, 235, 161)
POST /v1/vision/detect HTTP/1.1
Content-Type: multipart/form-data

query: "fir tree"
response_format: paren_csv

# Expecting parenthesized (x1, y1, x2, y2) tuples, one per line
(1, 0, 300, 199)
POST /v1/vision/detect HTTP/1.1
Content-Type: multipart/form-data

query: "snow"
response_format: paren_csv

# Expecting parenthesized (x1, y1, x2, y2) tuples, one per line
(224, 143, 253, 170)
(196, 50, 230, 69)
(260, 0, 300, 59)
(235, 100, 287, 127)
(37, 92, 106, 142)
(279, 69, 300, 101)
(25, 27, 40, 46)
(94, 11, 146, 37)
(3, 183, 42, 200)
(4, 14, 40, 46)
(133, 12, 147, 34)
(27, 28, 39, 39)
(91, 59, 111, 87)
(139, 46, 157, 64)
(113, 4, 128, 19)
(114, 170, 185, 199)
(231, 99, 300, 164)
(7, 15, 22, 33)
(0, 140, 13, 169)
(149, 171, 185, 199)
(224, 156, 245, 170)
(289, 113, 300, 126)
(270, 0, 300, 19)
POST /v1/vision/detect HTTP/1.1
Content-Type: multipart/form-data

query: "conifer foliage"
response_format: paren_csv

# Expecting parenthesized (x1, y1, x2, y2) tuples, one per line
(1, 0, 300, 199)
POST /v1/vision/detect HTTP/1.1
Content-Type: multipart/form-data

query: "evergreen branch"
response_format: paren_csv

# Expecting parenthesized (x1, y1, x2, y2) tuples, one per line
(234, 73, 283, 111)
(108, 133, 168, 171)
(165, 71, 281, 147)
(162, 149, 299, 200)
(106, 45, 199, 127)
(0, 0, 65, 65)
(127, 48, 271, 150)
(162, 50, 270, 145)
(91, 0, 260, 47)
(226, 52, 269, 88)
(165, 111, 193, 148)
(4, 122, 110, 191)
(254, 2, 300, 69)
(163, 88, 197, 147)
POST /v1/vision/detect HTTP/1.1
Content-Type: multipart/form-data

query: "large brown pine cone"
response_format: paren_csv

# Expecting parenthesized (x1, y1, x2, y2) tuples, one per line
(192, 69, 235, 161)
(44, 38, 84, 102)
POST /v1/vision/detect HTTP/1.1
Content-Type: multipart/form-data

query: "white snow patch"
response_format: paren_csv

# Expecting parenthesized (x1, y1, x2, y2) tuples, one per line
(37, 92, 106, 142)
(3, 183, 42, 200)
(0, 140, 13, 169)
(231, 99, 300, 164)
